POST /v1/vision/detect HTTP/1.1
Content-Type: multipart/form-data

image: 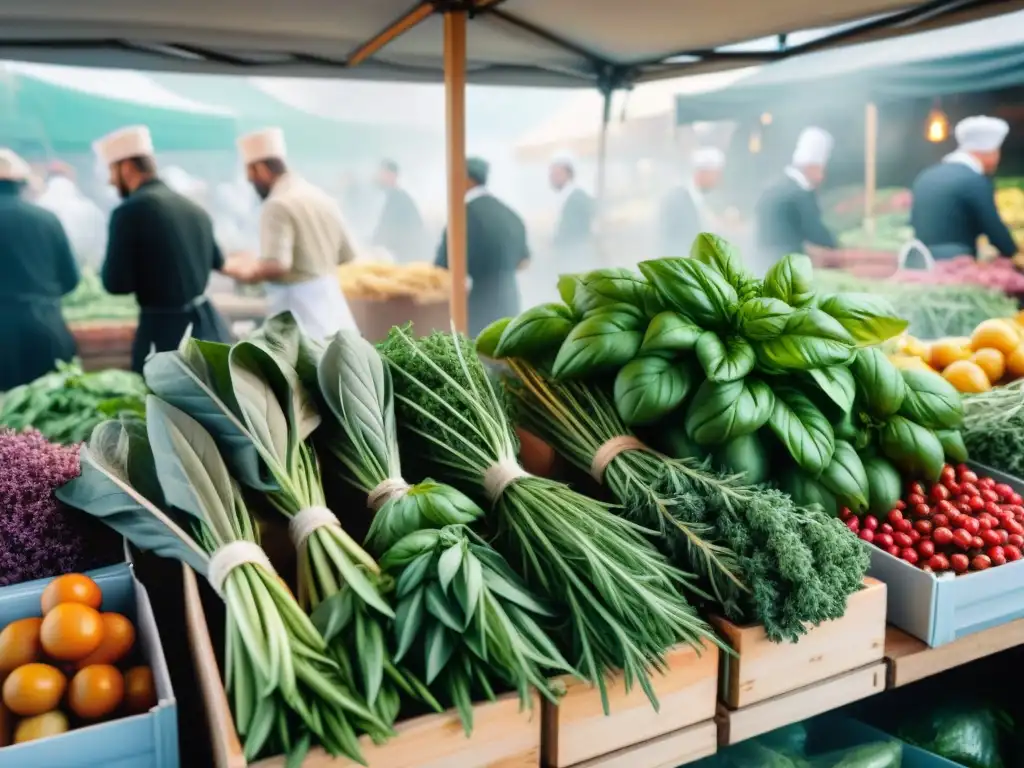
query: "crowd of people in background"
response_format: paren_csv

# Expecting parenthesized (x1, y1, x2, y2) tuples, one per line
(1, 111, 1019, 390)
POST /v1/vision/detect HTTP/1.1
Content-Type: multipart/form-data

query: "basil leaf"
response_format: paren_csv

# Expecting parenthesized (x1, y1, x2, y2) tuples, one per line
(558, 274, 581, 307)
(614, 356, 693, 426)
(755, 309, 856, 371)
(936, 429, 969, 463)
(817, 293, 909, 346)
(763, 253, 814, 306)
(685, 377, 774, 447)
(641, 311, 703, 354)
(552, 310, 643, 379)
(850, 348, 907, 419)
(475, 318, 511, 358)
(898, 368, 964, 429)
(768, 385, 836, 474)
(781, 470, 838, 516)
(695, 332, 755, 383)
(864, 456, 903, 517)
(638, 257, 738, 329)
(713, 431, 769, 484)
(818, 440, 870, 513)
(691, 232, 751, 291)
(737, 297, 794, 341)
(806, 366, 856, 414)
(494, 303, 575, 359)
(881, 416, 945, 483)
(572, 268, 662, 317)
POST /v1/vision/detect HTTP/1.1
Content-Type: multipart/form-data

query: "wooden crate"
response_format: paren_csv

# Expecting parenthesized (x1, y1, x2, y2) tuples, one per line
(542, 641, 719, 768)
(712, 578, 886, 709)
(182, 567, 541, 768)
(572, 721, 717, 768)
(885, 620, 1024, 689)
(715, 662, 887, 746)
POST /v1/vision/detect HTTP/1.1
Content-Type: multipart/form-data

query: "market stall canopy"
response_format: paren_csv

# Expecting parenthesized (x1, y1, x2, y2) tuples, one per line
(0, 60, 238, 154)
(514, 68, 755, 161)
(0, 0, 1019, 87)
(675, 9, 1024, 123)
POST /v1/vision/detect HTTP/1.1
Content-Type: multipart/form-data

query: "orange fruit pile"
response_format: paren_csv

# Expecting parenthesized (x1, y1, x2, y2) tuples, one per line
(0, 574, 157, 747)
(889, 318, 1024, 393)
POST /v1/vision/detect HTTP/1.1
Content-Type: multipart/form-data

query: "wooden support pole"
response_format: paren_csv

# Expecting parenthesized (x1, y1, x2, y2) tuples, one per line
(864, 102, 878, 237)
(444, 10, 469, 333)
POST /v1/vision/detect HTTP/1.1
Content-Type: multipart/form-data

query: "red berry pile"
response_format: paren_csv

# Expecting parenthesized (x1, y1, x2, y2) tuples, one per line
(841, 464, 1024, 574)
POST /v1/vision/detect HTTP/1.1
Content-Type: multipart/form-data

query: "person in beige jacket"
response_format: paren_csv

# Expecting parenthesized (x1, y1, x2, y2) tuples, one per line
(223, 127, 358, 337)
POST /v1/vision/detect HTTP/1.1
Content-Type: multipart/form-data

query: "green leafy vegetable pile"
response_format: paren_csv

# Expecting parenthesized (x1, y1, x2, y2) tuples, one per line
(508, 358, 867, 642)
(482, 233, 968, 518)
(378, 325, 724, 711)
(0, 360, 146, 444)
(961, 380, 1024, 477)
(61, 266, 139, 323)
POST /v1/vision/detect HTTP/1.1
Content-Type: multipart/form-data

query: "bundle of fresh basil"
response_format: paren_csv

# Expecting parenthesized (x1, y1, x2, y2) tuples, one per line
(312, 331, 572, 730)
(57, 407, 388, 764)
(482, 233, 968, 520)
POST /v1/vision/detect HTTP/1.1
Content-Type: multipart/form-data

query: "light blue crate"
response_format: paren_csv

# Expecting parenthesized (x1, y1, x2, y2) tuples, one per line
(0, 564, 178, 768)
(867, 462, 1024, 647)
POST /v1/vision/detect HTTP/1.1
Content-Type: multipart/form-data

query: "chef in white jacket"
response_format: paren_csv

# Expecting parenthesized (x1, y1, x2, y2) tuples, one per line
(224, 127, 358, 338)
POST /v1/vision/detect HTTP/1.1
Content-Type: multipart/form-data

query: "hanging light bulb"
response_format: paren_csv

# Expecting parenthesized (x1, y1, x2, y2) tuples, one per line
(925, 102, 949, 143)
(748, 128, 762, 154)
(760, 112, 773, 126)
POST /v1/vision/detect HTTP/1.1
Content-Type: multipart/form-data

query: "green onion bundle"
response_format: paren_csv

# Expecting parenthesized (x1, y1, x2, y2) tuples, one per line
(314, 331, 572, 730)
(58, 406, 388, 764)
(507, 359, 869, 641)
(143, 328, 399, 724)
(378, 327, 722, 710)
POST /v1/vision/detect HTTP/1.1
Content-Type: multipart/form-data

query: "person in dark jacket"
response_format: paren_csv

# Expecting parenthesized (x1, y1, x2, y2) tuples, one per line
(436, 157, 530, 337)
(94, 126, 231, 372)
(371, 159, 428, 263)
(754, 127, 836, 275)
(549, 152, 595, 273)
(0, 149, 80, 391)
(910, 115, 1017, 261)
(658, 147, 726, 256)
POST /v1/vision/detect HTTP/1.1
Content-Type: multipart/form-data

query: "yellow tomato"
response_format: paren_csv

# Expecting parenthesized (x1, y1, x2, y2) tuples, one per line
(123, 666, 158, 715)
(0, 618, 43, 675)
(40, 604, 103, 662)
(2, 664, 66, 717)
(1007, 345, 1024, 379)
(970, 348, 1006, 383)
(971, 319, 1021, 356)
(77, 613, 135, 668)
(889, 355, 933, 372)
(930, 338, 972, 370)
(40, 574, 102, 615)
(943, 360, 992, 393)
(13, 711, 69, 744)
(68, 665, 124, 720)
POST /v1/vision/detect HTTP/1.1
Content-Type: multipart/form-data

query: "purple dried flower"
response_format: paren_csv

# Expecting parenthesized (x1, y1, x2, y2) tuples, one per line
(0, 429, 121, 586)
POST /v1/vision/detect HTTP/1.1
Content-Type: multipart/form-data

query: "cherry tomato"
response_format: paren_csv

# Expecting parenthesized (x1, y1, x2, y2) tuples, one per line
(1010, 493, 1023, 506)
(972, 554, 992, 570)
(959, 469, 979, 484)
(914, 520, 933, 536)
(912, 503, 930, 519)
(962, 482, 980, 496)
(936, 500, 956, 516)
(998, 530, 1010, 545)
(1006, 520, 1024, 535)
(886, 545, 901, 558)
(968, 496, 985, 511)
(846, 517, 860, 533)
(961, 517, 981, 536)
(839, 507, 853, 520)
(910, 482, 926, 497)
(881, 523, 894, 534)
(957, 502, 973, 514)
(981, 529, 1002, 547)
(953, 529, 973, 549)
(893, 532, 913, 549)
(907, 493, 926, 507)
(994, 483, 1015, 500)
(901, 548, 919, 565)
(888, 509, 904, 525)
(875, 533, 894, 549)
(859, 529, 875, 543)
(1005, 545, 1023, 562)
(917, 540, 936, 558)
(945, 481, 962, 495)
(988, 546, 1007, 565)
(932, 513, 950, 528)
(984, 502, 1003, 517)
(896, 519, 914, 533)
(933, 527, 954, 546)
(894, 499, 907, 511)
(940, 466, 956, 484)
(929, 554, 950, 572)
(1008, 534, 1024, 548)
(979, 476, 997, 489)
(930, 485, 950, 503)
(972, 535, 985, 549)
(981, 489, 1000, 504)
(951, 553, 970, 573)
(863, 515, 879, 531)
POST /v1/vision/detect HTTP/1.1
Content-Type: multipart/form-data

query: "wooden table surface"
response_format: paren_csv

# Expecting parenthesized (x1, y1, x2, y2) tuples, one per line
(884, 620, 1024, 688)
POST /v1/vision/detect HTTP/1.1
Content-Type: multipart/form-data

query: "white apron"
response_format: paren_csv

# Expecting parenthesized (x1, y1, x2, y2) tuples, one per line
(264, 275, 358, 340)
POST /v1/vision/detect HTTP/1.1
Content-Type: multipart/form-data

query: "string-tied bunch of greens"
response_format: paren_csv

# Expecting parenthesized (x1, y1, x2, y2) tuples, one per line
(313, 331, 572, 730)
(378, 326, 724, 711)
(142, 318, 399, 725)
(508, 358, 747, 616)
(57, 404, 389, 765)
(506, 359, 868, 640)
